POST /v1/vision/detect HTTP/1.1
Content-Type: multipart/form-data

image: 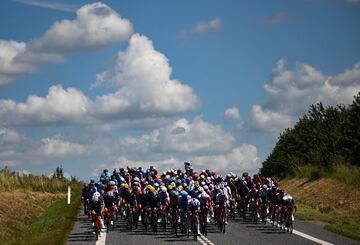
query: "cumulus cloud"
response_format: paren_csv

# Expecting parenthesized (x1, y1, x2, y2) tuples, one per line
(92, 33, 200, 117)
(96, 118, 259, 175)
(0, 35, 200, 127)
(180, 18, 222, 39)
(250, 105, 292, 134)
(0, 85, 90, 126)
(249, 59, 360, 134)
(38, 136, 87, 158)
(0, 2, 133, 85)
(118, 117, 236, 156)
(0, 130, 92, 167)
(225, 106, 240, 120)
(96, 144, 259, 177)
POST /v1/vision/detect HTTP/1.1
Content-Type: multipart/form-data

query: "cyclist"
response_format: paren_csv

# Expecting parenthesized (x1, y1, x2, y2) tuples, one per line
(90, 192, 104, 237)
(188, 197, 201, 235)
(104, 190, 116, 226)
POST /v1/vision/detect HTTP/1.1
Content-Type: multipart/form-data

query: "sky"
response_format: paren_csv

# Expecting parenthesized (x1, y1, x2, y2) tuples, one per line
(0, 0, 359, 180)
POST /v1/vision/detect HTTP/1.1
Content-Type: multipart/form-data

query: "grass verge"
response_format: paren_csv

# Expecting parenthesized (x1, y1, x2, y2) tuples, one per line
(3, 187, 82, 245)
(282, 178, 360, 241)
(292, 164, 360, 187)
(294, 203, 360, 241)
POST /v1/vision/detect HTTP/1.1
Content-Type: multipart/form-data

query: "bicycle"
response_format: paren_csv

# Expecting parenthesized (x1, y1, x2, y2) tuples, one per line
(142, 208, 149, 232)
(201, 206, 209, 237)
(159, 205, 167, 232)
(126, 205, 134, 230)
(217, 206, 226, 233)
(170, 206, 178, 235)
(91, 212, 102, 241)
(104, 208, 114, 233)
(150, 208, 158, 234)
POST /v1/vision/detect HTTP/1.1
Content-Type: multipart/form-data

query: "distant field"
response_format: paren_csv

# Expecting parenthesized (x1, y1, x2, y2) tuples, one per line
(282, 178, 360, 240)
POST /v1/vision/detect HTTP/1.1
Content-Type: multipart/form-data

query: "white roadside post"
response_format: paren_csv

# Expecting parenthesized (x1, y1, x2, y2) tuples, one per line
(67, 185, 71, 204)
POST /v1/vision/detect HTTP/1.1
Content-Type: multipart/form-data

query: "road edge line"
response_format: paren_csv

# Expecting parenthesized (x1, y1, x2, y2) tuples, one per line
(293, 229, 334, 245)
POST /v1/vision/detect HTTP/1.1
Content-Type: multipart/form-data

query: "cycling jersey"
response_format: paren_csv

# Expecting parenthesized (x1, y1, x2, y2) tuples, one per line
(90, 199, 104, 216)
(121, 189, 136, 206)
(216, 193, 227, 207)
(144, 192, 159, 208)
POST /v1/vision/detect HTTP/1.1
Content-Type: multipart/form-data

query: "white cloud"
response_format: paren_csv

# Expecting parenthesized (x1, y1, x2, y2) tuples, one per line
(97, 144, 259, 177)
(118, 117, 236, 156)
(92, 33, 200, 117)
(249, 59, 360, 135)
(180, 18, 222, 38)
(106, 117, 260, 174)
(15, 0, 77, 12)
(0, 130, 94, 168)
(0, 128, 22, 143)
(225, 106, 240, 119)
(0, 2, 133, 85)
(250, 105, 292, 134)
(28, 2, 133, 53)
(38, 136, 87, 158)
(0, 85, 90, 126)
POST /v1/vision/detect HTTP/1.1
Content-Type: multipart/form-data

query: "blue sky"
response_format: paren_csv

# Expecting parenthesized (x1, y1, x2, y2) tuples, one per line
(0, 0, 359, 180)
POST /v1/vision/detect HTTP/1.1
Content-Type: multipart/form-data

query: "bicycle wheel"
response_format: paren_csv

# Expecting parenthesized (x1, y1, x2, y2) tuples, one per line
(193, 221, 197, 241)
(143, 210, 148, 232)
(162, 211, 167, 232)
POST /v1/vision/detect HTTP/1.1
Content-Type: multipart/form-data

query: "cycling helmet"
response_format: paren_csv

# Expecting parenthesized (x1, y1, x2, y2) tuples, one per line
(149, 180, 155, 185)
(193, 173, 199, 180)
(123, 183, 129, 189)
(107, 190, 114, 197)
(154, 183, 159, 188)
(93, 192, 101, 202)
(198, 187, 204, 193)
(181, 191, 188, 198)
(191, 198, 197, 206)
(203, 185, 209, 191)
(148, 186, 155, 193)
(133, 177, 139, 182)
(167, 185, 173, 190)
(172, 190, 179, 196)
(161, 187, 167, 193)
(201, 192, 208, 199)
(178, 185, 183, 191)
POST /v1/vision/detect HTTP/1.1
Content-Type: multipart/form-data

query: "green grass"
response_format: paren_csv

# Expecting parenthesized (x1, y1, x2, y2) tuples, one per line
(324, 164, 360, 187)
(295, 203, 360, 241)
(292, 164, 360, 187)
(0, 168, 80, 193)
(6, 187, 82, 245)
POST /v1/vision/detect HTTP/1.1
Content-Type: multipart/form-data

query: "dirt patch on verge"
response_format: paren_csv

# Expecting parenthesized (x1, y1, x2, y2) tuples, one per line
(281, 178, 360, 216)
(0, 189, 65, 240)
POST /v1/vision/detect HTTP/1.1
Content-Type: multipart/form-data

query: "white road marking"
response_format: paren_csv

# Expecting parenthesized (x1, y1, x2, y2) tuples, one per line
(95, 230, 107, 245)
(293, 230, 334, 245)
(266, 218, 335, 245)
(199, 235, 215, 245)
(198, 236, 208, 245)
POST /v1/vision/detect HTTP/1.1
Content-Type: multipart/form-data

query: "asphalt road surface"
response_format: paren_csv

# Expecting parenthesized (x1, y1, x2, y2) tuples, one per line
(68, 208, 359, 245)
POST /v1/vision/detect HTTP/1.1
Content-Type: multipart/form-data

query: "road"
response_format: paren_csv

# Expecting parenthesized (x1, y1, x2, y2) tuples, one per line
(68, 209, 359, 245)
